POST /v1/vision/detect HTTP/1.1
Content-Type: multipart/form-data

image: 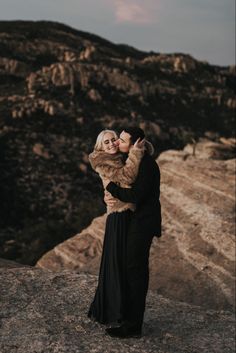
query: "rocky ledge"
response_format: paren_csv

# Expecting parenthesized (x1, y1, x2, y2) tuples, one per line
(0, 264, 235, 353)
(37, 146, 236, 311)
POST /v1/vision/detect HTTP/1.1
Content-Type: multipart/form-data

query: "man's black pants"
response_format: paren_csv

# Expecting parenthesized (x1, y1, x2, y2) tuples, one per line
(123, 224, 154, 328)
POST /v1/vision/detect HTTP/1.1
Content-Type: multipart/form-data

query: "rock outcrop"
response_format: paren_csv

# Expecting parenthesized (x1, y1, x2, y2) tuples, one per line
(183, 138, 236, 160)
(0, 57, 30, 77)
(37, 150, 236, 310)
(152, 153, 235, 310)
(37, 215, 107, 273)
(0, 263, 234, 353)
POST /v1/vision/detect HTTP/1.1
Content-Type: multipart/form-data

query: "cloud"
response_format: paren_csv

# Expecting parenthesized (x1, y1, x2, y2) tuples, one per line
(112, 0, 154, 24)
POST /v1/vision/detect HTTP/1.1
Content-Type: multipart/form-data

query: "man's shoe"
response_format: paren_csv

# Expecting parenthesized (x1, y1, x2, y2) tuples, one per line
(105, 324, 142, 339)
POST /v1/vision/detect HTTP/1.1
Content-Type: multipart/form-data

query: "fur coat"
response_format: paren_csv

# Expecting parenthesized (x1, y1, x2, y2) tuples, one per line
(89, 146, 144, 214)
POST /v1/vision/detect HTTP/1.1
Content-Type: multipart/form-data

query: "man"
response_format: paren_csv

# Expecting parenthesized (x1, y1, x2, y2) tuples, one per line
(105, 127, 162, 338)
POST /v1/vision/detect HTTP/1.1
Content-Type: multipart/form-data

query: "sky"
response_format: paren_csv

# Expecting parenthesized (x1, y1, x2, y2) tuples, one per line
(0, 0, 235, 66)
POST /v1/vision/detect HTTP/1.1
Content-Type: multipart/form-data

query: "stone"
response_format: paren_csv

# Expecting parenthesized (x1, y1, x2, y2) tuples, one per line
(32, 143, 50, 159)
(64, 50, 78, 62)
(226, 98, 236, 109)
(183, 139, 236, 160)
(0, 57, 29, 77)
(125, 56, 134, 65)
(80, 45, 97, 61)
(174, 56, 196, 72)
(88, 89, 102, 102)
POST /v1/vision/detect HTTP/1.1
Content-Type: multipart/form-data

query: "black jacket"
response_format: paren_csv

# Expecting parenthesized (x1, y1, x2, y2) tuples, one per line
(106, 153, 162, 237)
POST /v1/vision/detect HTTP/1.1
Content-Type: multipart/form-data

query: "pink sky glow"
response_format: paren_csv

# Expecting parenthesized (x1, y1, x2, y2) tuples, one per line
(112, 0, 155, 24)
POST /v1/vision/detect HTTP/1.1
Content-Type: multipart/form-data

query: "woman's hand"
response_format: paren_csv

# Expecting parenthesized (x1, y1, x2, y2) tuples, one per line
(104, 190, 118, 207)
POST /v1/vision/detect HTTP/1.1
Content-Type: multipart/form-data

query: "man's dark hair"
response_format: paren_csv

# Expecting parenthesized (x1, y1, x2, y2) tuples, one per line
(123, 127, 145, 144)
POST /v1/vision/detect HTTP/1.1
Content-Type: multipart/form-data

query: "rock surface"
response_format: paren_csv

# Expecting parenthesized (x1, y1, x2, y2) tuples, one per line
(183, 138, 236, 160)
(0, 264, 234, 353)
(37, 215, 107, 273)
(0, 258, 31, 269)
(37, 152, 236, 310)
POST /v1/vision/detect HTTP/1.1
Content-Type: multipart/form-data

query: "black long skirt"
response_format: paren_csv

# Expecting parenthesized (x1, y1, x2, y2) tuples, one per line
(87, 209, 132, 325)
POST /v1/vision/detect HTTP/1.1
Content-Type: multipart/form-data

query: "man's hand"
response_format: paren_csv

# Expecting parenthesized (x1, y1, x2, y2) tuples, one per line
(134, 137, 145, 149)
(104, 190, 118, 207)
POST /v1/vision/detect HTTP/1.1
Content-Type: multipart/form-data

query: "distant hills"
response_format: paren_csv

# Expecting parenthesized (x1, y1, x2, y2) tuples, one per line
(0, 20, 235, 264)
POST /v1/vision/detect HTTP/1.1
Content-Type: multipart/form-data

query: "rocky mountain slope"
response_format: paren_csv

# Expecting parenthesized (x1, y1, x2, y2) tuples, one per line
(0, 20, 235, 265)
(37, 144, 236, 310)
(0, 261, 234, 353)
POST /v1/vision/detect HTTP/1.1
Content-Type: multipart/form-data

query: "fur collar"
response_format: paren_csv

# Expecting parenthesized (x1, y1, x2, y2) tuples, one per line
(89, 150, 124, 171)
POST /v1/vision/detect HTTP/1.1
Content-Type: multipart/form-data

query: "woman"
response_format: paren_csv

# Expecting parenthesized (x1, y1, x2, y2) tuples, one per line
(87, 129, 144, 325)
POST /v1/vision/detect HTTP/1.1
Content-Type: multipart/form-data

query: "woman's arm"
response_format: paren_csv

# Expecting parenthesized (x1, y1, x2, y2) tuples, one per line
(96, 145, 144, 185)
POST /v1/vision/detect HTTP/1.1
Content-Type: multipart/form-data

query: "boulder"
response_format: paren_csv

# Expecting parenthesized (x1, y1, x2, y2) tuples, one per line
(183, 139, 236, 160)
(88, 88, 102, 102)
(80, 45, 97, 61)
(0, 57, 30, 77)
(173, 55, 196, 72)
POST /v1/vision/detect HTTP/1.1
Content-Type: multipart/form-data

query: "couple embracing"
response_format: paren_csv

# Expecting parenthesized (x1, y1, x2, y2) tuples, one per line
(87, 127, 162, 338)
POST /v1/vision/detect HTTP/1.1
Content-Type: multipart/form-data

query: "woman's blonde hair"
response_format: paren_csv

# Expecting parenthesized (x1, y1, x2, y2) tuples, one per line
(94, 130, 118, 151)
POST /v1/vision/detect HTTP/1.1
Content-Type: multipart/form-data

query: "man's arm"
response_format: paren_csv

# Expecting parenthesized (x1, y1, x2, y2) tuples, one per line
(106, 157, 157, 204)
